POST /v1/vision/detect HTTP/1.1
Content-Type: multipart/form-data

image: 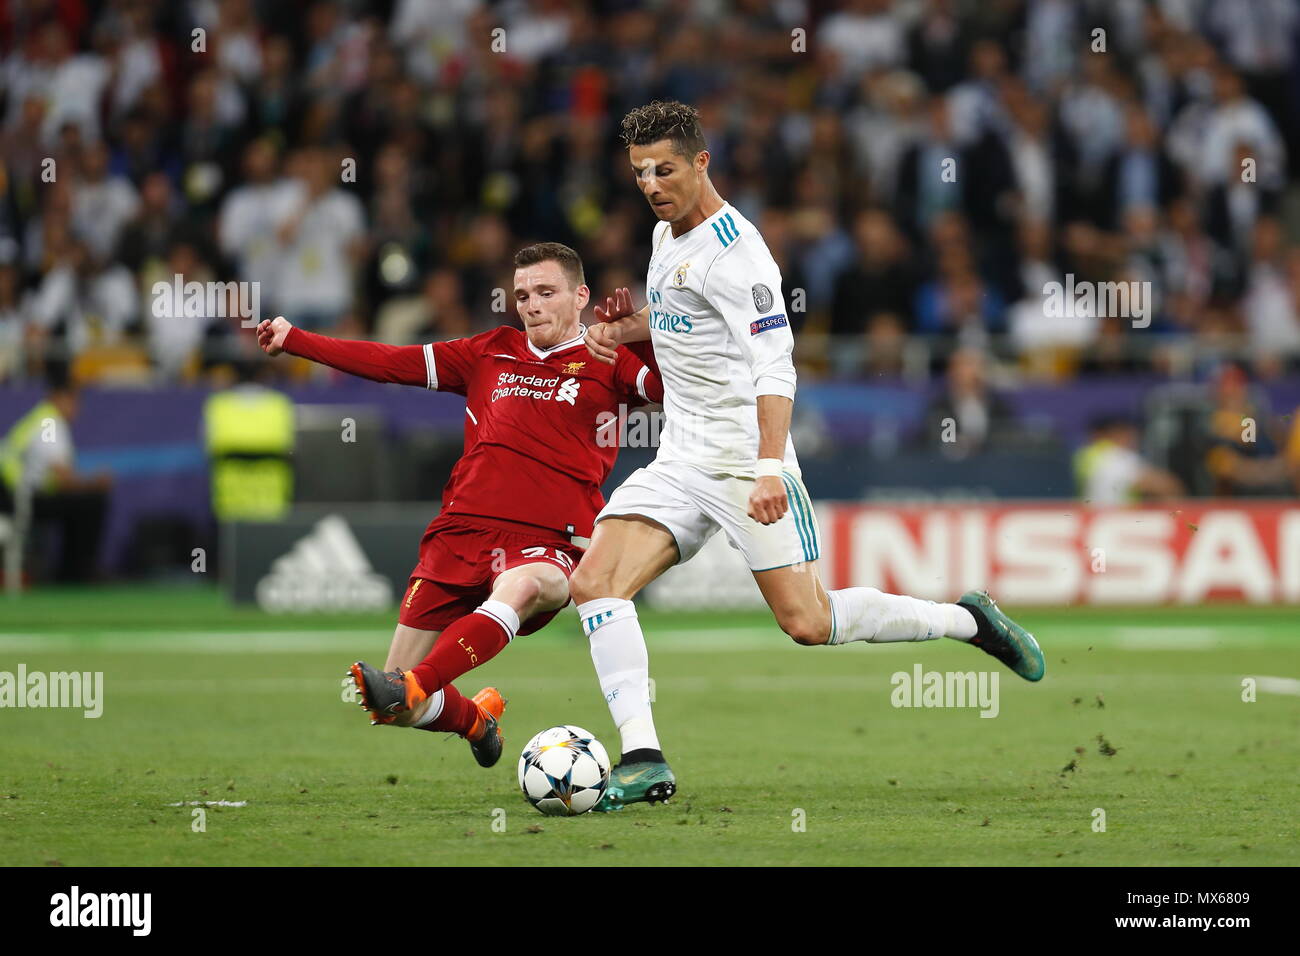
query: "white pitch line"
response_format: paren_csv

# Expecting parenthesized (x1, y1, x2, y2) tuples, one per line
(0, 625, 1287, 654)
(1113, 627, 1221, 649)
(1254, 676, 1300, 696)
(69, 674, 1268, 696)
(0, 626, 784, 654)
(0, 631, 376, 653)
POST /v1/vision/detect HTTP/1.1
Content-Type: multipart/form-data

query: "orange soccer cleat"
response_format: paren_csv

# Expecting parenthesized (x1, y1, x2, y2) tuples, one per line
(465, 687, 506, 768)
(347, 661, 428, 725)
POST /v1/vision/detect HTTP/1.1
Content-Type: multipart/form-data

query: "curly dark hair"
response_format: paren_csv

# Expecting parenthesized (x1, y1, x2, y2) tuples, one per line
(513, 241, 585, 289)
(619, 100, 708, 158)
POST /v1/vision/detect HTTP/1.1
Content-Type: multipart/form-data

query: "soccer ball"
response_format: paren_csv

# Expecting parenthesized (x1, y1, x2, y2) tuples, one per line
(518, 725, 611, 816)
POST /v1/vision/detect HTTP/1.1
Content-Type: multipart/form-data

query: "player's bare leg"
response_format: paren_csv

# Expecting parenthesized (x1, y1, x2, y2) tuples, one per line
(385, 623, 439, 672)
(397, 560, 569, 725)
(752, 563, 1046, 681)
(350, 561, 570, 766)
(569, 515, 679, 809)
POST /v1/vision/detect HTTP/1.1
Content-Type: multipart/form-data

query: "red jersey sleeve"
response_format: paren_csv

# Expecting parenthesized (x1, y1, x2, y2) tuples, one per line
(283, 327, 428, 386)
(613, 341, 664, 406)
(624, 338, 660, 380)
(426, 337, 480, 396)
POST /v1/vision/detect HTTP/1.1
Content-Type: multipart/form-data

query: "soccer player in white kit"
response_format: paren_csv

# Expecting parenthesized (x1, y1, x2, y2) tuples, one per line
(571, 101, 1045, 810)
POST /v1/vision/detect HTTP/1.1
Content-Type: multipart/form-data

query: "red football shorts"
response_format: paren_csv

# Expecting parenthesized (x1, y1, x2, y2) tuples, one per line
(397, 512, 583, 635)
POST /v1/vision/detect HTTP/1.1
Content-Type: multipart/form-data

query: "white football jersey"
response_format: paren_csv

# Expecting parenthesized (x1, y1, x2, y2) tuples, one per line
(644, 202, 798, 477)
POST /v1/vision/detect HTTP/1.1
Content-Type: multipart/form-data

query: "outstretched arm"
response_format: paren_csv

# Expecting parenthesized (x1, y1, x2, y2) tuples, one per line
(257, 316, 429, 387)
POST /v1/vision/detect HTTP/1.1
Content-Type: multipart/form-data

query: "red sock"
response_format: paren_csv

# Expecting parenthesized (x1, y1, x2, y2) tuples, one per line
(413, 682, 479, 736)
(409, 608, 513, 695)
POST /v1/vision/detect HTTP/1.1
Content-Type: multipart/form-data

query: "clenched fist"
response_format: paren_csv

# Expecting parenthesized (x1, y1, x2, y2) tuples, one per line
(584, 321, 622, 365)
(256, 316, 293, 356)
(747, 475, 789, 525)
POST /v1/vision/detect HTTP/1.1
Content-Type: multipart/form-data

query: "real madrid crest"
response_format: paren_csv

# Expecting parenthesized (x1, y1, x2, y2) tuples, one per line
(673, 261, 691, 287)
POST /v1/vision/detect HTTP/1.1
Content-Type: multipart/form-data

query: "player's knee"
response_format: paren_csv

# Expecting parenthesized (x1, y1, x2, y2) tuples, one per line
(778, 609, 830, 646)
(512, 573, 545, 608)
(492, 566, 541, 606)
(494, 565, 566, 615)
(533, 564, 571, 606)
(568, 565, 608, 605)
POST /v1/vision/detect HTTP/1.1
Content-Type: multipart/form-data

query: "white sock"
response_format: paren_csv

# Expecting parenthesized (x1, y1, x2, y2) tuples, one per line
(827, 588, 978, 644)
(412, 688, 446, 728)
(475, 599, 520, 641)
(578, 597, 660, 754)
(944, 603, 979, 641)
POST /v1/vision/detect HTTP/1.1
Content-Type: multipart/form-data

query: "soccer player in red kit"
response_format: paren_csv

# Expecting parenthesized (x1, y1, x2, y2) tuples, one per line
(256, 242, 662, 768)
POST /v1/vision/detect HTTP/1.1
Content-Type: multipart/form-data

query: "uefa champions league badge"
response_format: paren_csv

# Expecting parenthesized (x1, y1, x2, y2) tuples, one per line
(752, 283, 774, 312)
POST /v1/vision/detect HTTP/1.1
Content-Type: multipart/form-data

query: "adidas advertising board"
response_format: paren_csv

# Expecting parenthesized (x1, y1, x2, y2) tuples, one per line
(224, 508, 431, 612)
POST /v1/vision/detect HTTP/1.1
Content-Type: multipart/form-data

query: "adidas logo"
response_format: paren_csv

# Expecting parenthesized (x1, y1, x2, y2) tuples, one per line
(255, 515, 393, 612)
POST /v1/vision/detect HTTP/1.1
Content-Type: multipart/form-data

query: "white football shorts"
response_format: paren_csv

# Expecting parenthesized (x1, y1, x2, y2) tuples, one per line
(595, 458, 820, 571)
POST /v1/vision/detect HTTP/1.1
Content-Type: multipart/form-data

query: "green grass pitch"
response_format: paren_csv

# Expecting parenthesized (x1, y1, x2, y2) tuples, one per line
(1, 585, 1297, 866)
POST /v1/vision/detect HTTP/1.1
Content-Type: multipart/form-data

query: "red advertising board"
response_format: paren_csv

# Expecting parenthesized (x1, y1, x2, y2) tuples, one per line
(822, 502, 1300, 605)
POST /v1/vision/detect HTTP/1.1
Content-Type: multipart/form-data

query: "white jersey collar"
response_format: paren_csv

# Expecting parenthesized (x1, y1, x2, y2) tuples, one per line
(527, 322, 587, 359)
(665, 201, 734, 243)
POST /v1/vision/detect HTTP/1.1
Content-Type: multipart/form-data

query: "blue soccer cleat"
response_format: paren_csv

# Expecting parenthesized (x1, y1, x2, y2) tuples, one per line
(957, 590, 1046, 682)
(593, 752, 677, 812)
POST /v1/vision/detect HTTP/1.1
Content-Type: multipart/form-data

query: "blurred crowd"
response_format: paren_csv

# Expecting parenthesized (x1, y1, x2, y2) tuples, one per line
(1, 0, 1299, 389)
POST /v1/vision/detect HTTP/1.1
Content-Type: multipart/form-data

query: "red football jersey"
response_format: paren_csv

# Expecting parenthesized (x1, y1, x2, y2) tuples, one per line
(284, 323, 663, 538)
